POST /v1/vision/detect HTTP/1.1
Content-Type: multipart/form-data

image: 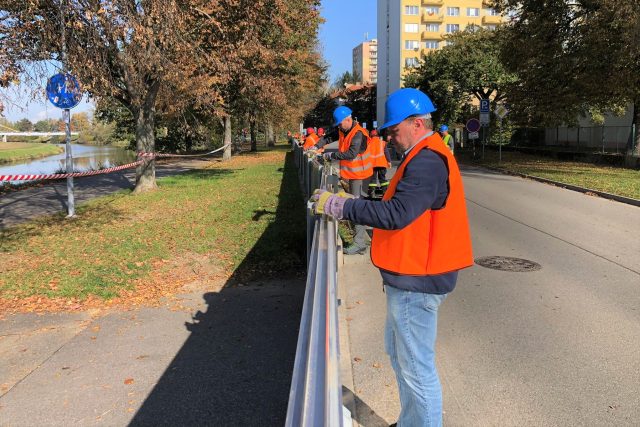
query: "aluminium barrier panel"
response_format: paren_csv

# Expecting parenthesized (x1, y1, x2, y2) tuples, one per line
(286, 145, 350, 427)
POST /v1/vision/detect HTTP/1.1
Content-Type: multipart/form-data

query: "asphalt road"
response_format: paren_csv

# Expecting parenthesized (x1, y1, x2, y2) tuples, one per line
(341, 166, 640, 426)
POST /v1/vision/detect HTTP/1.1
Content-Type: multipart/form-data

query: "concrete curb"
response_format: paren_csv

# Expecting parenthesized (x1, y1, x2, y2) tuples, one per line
(481, 166, 640, 207)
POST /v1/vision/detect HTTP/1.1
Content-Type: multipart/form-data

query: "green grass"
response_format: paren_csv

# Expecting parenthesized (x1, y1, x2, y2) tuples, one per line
(0, 142, 63, 164)
(0, 149, 306, 300)
(459, 150, 640, 199)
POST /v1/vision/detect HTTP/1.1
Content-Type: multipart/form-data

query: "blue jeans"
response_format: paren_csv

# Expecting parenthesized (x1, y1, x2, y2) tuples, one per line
(384, 284, 447, 427)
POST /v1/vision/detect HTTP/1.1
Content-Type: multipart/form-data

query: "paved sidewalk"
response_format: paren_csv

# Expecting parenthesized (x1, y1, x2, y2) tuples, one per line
(0, 158, 215, 229)
(0, 278, 304, 426)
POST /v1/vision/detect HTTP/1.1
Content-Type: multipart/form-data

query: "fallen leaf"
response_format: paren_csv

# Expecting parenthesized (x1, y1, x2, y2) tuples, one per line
(124, 378, 134, 385)
(372, 363, 381, 368)
(353, 357, 362, 362)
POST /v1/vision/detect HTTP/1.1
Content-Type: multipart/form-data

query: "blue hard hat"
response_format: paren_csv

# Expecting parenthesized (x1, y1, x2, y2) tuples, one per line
(379, 88, 436, 130)
(440, 125, 448, 132)
(333, 106, 353, 127)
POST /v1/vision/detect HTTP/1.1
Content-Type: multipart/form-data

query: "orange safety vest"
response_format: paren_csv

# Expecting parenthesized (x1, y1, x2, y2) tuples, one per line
(338, 123, 373, 180)
(371, 132, 473, 275)
(368, 136, 388, 168)
(303, 133, 319, 150)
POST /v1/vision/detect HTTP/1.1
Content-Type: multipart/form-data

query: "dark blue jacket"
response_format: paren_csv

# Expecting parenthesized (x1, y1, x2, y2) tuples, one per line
(342, 146, 458, 294)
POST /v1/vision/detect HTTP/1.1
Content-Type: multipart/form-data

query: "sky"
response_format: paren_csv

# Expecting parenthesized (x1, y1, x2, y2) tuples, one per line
(2, 1, 376, 123)
(319, 0, 377, 84)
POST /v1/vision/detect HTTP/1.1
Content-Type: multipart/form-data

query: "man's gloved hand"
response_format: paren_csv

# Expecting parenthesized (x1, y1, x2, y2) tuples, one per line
(310, 189, 354, 219)
(322, 152, 333, 161)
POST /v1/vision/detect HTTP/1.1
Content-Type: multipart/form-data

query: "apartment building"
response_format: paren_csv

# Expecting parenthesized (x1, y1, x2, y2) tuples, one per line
(352, 39, 379, 84)
(377, 0, 503, 125)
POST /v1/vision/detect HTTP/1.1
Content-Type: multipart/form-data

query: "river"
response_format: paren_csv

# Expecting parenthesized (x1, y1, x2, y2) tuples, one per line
(0, 144, 135, 183)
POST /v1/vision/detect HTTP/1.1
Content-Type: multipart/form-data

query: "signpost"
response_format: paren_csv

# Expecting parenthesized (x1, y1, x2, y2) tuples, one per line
(46, 73, 82, 218)
(466, 118, 481, 158)
(479, 99, 491, 159)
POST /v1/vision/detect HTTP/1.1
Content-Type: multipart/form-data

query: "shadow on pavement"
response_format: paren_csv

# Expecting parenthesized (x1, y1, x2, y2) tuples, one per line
(130, 152, 307, 426)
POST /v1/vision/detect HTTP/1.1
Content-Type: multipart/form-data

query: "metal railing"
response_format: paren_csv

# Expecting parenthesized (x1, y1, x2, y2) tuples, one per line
(286, 145, 350, 427)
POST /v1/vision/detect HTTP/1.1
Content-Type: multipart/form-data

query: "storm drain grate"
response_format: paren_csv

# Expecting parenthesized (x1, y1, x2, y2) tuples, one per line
(475, 256, 542, 272)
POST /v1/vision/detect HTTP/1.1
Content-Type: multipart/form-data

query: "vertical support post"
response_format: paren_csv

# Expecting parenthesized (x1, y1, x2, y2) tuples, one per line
(498, 120, 502, 164)
(64, 108, 75, 217)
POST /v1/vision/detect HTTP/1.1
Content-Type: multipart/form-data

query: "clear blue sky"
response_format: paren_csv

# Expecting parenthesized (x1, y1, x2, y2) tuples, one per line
(2, 2, 377, 123)
(319, 0, 377, 84)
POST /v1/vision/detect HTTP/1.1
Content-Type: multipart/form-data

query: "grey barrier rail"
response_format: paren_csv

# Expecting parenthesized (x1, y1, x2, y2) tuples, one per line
(286, 145, 350, 427)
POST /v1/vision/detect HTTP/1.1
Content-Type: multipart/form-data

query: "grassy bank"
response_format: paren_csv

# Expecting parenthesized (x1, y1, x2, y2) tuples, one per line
(0, 142, 63, 164)
(0, 148, 306, 310)
(459, 150, 640, 200)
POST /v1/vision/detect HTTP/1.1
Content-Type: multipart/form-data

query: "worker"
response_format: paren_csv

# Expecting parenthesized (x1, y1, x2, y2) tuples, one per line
(313, 105, 373, 255)
(367, 128, 391, 199)
(311, 88, 473, 426)
(439, 124, 454, 152)
(303, 127, 319, 150)
(317, 127, 325, 138)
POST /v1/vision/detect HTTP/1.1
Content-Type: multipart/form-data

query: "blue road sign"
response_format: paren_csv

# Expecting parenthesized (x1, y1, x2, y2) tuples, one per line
(466, 118, 481, 133)
(480, 99, 490, 113)
(46, 73, 82, 109)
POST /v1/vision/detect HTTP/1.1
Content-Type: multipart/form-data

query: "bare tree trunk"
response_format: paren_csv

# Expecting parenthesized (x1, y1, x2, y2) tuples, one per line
(267, 122, 275, 147)
(264, 123, 268, 148)
(132, 82, 160, 194)
(223, 115, 232, 161)
(250, 117, 257, 152)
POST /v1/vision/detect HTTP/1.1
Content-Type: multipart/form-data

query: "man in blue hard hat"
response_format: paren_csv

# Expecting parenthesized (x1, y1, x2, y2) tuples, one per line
(439, 124, 454, 152)
(311, 88, 473, 427)
(312, 105, 374, 255)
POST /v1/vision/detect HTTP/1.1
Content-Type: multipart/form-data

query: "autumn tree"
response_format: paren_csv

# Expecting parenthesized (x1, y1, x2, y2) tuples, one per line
(0, 1, 228, 192)
(492, 0, 640, 155)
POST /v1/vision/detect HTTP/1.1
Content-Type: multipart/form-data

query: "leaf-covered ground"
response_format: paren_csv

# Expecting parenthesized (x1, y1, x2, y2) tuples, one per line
(0, 147, 306, 313)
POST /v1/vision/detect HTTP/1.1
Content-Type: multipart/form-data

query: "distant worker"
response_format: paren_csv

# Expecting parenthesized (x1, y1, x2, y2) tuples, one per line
(439, 125, 454, 152)
(303, 127, 319, 150)
(311, 88, 473, 426)
(313, 106, 373, 255)
(367, 129, 391, 199)
(317, 127, 325, 138)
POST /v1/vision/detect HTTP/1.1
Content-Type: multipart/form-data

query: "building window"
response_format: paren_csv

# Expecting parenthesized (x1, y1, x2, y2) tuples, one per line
(404, 40, 420, 50)
(447, 7, 460, 16)
(467, 24, 481, 32)
(404, 5, 419, 15)
(467, 7, 480, 17)
(446, 24, 460, 33)
(425, 23, 440, 32)
(404, 23, 419, 33)
(424, 40, 439, 49)
(405, 57, 420, 68)
(424, 6, 439, 15)
(486, 8, 499, 16)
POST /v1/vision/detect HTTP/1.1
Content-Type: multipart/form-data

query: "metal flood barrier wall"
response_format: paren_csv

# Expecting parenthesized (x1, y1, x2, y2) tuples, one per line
(286, 145, 351, 427)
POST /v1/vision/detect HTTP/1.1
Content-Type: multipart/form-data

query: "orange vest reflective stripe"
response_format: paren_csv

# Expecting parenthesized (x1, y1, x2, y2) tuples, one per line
(303, 133, 319, 149)
(368, 136, 388, 168)
(338, 123, 373, 180)
(371, 132, 473, 275)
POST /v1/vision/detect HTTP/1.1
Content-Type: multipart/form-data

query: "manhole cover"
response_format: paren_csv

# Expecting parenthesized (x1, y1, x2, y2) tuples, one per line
(475, 256, 541, 272)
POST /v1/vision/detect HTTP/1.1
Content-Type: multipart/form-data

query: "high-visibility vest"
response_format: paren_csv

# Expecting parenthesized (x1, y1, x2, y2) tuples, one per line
(371, 132, 473, 275)
(338, 123, 373, 180)
(443, 134, 452, 148)
(368, 136, 388, 168)
(303, 133, 319, 150)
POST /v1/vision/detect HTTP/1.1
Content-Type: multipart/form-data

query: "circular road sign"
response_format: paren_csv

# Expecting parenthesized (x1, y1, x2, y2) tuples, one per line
(46, 73, 82, 109)
(466, 118, 481, 133)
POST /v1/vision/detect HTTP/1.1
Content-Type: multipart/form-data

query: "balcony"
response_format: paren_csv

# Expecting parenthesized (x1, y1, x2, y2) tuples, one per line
(422, 0, 443, 5)
(422, 12, 444, 23)
(421, 31, 442, 40)
(482, 15, 502, 25)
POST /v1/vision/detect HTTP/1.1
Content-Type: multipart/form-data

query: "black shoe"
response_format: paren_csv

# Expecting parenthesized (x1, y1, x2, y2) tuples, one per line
(389, 423, 397, 427)
(343, 245, 366, 255)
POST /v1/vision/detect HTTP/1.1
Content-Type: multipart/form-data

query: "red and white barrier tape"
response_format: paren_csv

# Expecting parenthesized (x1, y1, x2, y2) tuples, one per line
(0, 143, 231, 182)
